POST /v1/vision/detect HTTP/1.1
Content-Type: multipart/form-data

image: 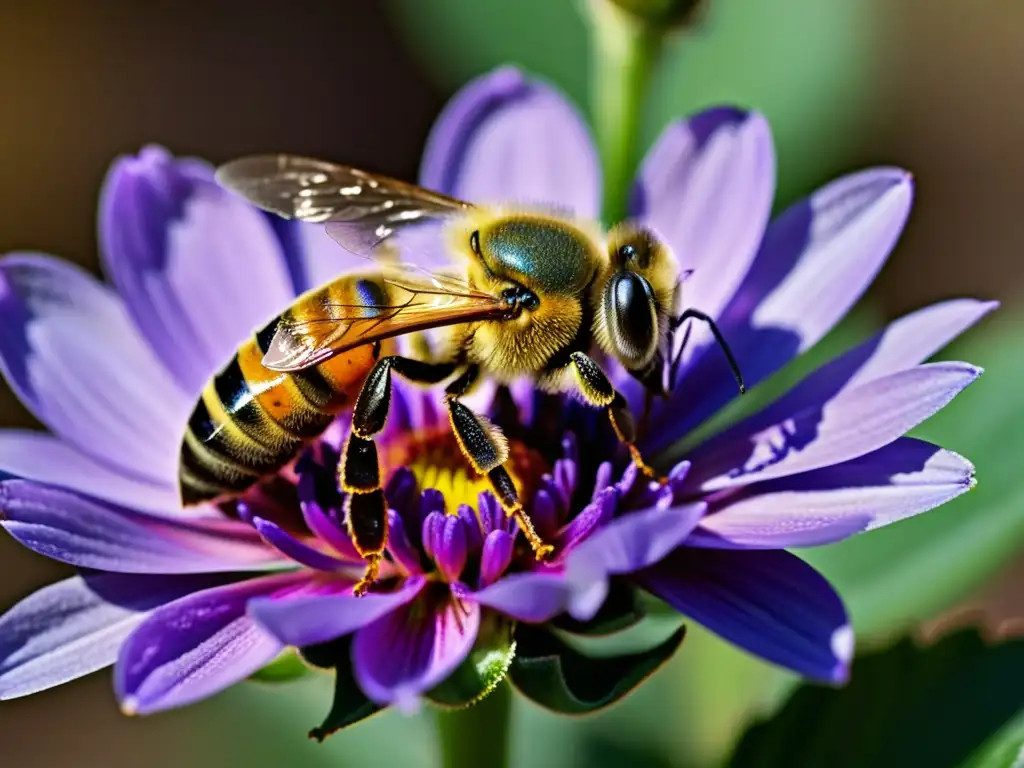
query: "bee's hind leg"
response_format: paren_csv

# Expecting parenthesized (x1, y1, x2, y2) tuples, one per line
(568, 352, 663, 482)
(342, 355, 457, 596)
(443, 366, 554, 561)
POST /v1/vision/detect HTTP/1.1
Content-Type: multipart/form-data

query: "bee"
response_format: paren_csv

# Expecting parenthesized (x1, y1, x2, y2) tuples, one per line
(180, 155, 745, 596)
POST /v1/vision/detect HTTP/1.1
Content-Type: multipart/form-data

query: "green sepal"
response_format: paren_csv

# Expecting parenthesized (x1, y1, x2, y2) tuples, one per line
(248, 649, 312, 684)
(305, 636, 382, 742)
(428, 615, 517, 709)
(509, 624, 685, 714)
(552, 581, 646, 637)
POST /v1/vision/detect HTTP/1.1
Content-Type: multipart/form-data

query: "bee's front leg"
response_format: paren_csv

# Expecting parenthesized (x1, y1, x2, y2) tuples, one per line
(343, 355, 457, 596)
(568, 352, 663, 482)
(443, 366, 554, 561)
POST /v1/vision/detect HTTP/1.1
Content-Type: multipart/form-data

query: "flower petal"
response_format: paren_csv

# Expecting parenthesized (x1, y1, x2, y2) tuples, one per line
(632, 109, 774, 366)
(99, 146, 294, 396)
(637, 548, 851, 682)
(565, 503, 707, 621)
(251, 516, 350, 572)
(714, 299, 997, 450)
(0, 430, 179, 513)
(115, 572, 305, 714)
(0, 254, 190, 484)
(0, 572, 229, 699)
(648, 169, 914, 449)
(0, 480, 282, 573)
(419, 67, 600, 217)
(470, 572, 573, 623)
(689, 438, 975, 549)
(248, 575, 426, 647)
(689, 362, 980, 492)
(352, 594, 480, 709)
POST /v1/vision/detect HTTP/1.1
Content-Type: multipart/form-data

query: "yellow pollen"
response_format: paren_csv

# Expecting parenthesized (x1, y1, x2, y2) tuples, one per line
(384, 427, 545, 515)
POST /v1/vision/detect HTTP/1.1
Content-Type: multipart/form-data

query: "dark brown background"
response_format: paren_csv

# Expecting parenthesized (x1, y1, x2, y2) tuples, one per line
(1, 0, 1022, 765)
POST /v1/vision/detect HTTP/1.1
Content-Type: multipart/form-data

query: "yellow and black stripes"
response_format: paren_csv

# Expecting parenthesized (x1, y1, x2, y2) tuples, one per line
(178, 308, 379, 506)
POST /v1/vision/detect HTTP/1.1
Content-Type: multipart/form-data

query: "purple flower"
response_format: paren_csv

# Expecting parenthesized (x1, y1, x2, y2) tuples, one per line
(0, 65, 988, 725)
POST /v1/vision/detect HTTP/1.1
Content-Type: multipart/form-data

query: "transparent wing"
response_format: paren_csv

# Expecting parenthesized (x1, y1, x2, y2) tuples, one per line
(215, 154, 472, 256)
(263, 268, 510, 372)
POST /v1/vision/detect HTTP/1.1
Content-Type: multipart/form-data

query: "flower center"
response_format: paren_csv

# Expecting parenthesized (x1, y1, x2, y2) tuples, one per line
(383, 426, 546, 514)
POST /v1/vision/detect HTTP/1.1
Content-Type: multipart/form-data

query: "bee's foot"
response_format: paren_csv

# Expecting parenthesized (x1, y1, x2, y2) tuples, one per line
(351, 555, 381, 597)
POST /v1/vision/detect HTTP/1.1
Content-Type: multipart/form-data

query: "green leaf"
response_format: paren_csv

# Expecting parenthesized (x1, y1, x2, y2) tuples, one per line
(248, 648, 312, 684)
(509, 624, 685, 714)
(728, 629, 1024, 768)
(305, 637, 382, 742)
(961, 709, 1024, 768)
(387, 0, 873, 205)
(428, 615, 517, 708)
(802, 310, 1024, 639)
(552, 580, 647, 637)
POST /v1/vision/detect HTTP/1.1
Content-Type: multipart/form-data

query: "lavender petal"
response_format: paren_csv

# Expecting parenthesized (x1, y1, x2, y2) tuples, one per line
(688, 438, 975, 549)
(632, 110, 774, 372)
(0, 254, 189, 484)
(479, 529, 515, 587)
(419, 66, 600, 217)
(0, 572, 230, 699)
(647, 168, 915, 450)
(0, 480, 282, 573)
(99, 146, 294, 396)
(689, 362, 980, 493)
(0, 430, 180, 513)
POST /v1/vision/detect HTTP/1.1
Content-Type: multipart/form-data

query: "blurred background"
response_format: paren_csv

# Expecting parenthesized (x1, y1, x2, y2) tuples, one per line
(1, 0, 1022, 766)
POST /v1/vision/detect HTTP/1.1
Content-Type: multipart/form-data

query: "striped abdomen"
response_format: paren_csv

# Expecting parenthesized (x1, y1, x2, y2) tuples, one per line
(178, 278, 384, 505)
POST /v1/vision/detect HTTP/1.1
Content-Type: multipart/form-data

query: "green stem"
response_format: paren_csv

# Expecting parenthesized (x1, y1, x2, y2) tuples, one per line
(587, 0, 664, 224)
(435, 681, 513, 768)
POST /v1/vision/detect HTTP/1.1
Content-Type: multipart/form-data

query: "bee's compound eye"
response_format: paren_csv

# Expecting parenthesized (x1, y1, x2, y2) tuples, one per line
(470, 230, 482, 256)
(605, 271, 658, 368)
(520, 290, 540, 311)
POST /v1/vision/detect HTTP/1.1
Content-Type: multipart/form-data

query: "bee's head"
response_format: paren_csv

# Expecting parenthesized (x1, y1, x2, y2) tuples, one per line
(594, 223, 679, 373)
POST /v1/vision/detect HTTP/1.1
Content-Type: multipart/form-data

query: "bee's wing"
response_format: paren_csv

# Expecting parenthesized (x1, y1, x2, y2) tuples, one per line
(262, 269, 508, 372)
(215, 154, 472, 256)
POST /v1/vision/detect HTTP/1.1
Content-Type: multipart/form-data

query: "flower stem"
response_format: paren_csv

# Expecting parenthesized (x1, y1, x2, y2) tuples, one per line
(435, 681, 513, 768)
(586, 0, 665, 224)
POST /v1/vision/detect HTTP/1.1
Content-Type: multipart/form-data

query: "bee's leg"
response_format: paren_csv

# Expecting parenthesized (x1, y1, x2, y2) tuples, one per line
(343, 355, 458, 595)
(443, 366, 554, 560)
(568, 352, 661, 481)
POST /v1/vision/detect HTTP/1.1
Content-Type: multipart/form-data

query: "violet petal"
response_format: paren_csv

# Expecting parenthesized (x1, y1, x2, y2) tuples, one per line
(252, 516, 349, 572)
(352, 593, 480, 710)
(115, 572, 306, 714)
(248, 575, 426, 648)
(479, 529, 515, 587)
(564, 502, 707, 621)
(471, 572, 572, 623)
(0, 480, 282, 573)
(637, 548, 851, 683)
(435, 516, 468, 583)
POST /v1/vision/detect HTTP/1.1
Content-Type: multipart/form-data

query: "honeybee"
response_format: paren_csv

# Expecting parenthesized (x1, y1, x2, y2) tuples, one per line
(180, 155, 744, 595)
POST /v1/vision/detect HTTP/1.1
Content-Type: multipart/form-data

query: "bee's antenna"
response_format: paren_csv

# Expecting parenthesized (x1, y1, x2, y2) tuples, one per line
(669, 309, 745, 395)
